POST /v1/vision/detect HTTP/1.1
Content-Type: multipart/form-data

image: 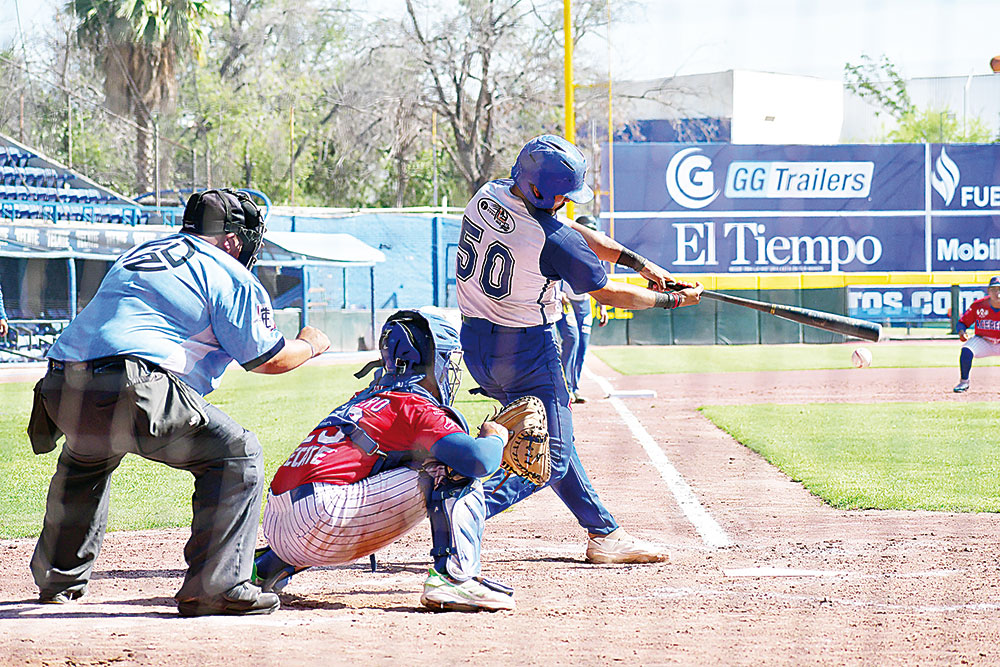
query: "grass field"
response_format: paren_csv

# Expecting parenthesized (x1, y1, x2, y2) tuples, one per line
(0, 364, 497, 539)
(700, 403, 1000, 512)
(592, 341, 985, 375)
(3, 343, 995, 539)
(593, 343, 1000, 512)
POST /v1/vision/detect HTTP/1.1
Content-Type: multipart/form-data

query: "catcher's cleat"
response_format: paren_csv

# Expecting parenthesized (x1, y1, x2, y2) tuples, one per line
(585, 527, 670, 565)
(252, 546, 307, 594)
(571, 393, 587, 404)
(953, 379, 970, 393)
(420, 568, 515, 612)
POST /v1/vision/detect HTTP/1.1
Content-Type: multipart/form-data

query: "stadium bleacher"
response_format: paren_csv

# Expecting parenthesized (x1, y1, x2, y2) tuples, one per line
(0, 140, 167, 225)
(0, 137, 192, 361)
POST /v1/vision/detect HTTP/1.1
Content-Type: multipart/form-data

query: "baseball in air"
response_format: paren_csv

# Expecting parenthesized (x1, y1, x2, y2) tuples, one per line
(851, 347, 873, 369)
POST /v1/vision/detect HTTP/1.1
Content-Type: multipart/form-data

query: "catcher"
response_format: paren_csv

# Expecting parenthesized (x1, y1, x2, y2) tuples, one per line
(253, 309, 516, 611)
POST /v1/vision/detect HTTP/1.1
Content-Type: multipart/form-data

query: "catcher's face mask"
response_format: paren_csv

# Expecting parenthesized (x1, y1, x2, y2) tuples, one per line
(182, 189, 266, 269)
(374, 310, 462, 406)
(438, 347, 463, 406)
(423, 309, 463, 406)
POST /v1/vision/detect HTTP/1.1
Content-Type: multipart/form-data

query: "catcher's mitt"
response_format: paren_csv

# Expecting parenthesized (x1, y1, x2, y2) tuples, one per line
(490, 396, 551, 486)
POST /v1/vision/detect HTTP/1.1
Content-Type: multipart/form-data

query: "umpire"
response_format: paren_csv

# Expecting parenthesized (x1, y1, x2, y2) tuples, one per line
(27, 189, 330, 617)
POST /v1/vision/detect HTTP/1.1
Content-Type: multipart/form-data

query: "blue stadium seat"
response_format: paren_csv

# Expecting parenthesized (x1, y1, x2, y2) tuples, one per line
(9, 147, 32, 167)
(31, 186, 53, 201)
(14, 201, 40, 219)
(22, 167, 45, 186)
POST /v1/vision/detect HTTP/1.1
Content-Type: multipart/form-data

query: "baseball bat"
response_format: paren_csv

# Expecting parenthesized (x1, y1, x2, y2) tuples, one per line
(661, 282, 884, 342)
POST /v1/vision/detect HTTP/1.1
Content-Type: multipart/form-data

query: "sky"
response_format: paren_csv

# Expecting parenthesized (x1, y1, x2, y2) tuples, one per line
(3, 0, 1000, 82)
(602, 0, 1000, 81)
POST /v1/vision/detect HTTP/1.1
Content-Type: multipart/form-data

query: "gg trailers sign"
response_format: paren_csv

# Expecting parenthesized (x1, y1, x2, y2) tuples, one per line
(605, 143, 1000, 273)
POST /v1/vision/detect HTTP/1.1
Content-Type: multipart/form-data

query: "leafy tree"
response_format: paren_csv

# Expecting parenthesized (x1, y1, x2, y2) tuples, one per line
(398, 0, 610, 197)
(70, 0, 215, 193)
(845, 53, 995, 144)
(844, 53, 913, 120)
(887, 109, 993, 144)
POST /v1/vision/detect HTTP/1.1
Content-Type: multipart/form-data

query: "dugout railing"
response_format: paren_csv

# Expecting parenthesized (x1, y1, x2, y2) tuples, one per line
(0, 319, 69, 361)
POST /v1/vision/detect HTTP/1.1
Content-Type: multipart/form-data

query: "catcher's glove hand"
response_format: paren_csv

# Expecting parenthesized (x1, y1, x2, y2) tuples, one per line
(490, 395, 551, 486)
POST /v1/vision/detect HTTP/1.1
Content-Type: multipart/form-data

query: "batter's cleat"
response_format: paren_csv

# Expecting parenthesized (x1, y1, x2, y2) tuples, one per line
(585, 527, 670, 565)
(252, 546, 307, 594)
(420, 568, 515, 612)
(177, 583, 279, 617)
(571, 393, 588, 404)
(954, 379, 971, 393)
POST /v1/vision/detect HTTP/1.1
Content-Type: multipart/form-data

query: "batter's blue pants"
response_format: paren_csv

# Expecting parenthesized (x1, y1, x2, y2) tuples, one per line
(461, 317, 617, 535)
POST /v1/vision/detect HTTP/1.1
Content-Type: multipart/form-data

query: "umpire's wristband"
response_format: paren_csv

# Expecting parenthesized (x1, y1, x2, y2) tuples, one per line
(654, 291, 682, 309)
(616, 247, 648, 272)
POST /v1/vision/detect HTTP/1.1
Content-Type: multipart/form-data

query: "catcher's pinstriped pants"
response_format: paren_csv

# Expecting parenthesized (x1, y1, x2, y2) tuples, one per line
(460, 317, 618, 535)
(30, 358, 263, 602)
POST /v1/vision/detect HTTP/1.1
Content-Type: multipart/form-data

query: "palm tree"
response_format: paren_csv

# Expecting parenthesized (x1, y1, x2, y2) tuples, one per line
(70, 0, 213, 194)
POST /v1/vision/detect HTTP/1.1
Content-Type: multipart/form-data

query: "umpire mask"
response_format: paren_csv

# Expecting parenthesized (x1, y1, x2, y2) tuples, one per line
(182, 189, 267, 269)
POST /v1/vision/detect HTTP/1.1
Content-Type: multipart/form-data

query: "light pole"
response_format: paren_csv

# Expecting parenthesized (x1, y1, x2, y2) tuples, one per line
(563, 0, 575, 220)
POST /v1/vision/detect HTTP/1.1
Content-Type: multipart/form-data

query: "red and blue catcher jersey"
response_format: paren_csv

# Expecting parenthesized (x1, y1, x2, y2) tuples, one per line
(270, 390, 466, 494)
(959, 296, 1000, 342)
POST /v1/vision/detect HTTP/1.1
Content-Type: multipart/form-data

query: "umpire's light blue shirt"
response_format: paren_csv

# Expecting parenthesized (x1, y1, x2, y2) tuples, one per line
(48, 233, 284, 395)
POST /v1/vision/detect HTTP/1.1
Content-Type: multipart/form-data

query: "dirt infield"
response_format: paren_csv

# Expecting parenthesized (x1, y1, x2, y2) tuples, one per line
(3, 358, 1000, 665)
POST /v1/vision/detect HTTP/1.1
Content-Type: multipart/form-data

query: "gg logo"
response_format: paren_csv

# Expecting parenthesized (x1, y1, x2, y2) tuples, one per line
(665, 147, 720, 209)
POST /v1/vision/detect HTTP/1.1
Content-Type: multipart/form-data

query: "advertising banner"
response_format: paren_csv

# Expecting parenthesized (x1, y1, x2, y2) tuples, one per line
(929, 145, 1000, 212)
(604, 143, 1000, 274)
(931, 215, 1000, 271)
(608, 143, 925, 214)
(848, 285, 986, 322)
(0, 223, 169, 257)
(613, 216, 925, 273)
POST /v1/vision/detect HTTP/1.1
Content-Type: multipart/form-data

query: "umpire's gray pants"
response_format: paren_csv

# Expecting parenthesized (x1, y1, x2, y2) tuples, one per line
(30, 357, 264, 602)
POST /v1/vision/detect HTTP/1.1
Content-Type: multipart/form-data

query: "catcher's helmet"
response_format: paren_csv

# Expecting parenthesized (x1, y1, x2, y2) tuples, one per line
(182, 189, 266, 269)
(376, 309, 462, 406)
(575, 214, 600, 231)
(511, 135, 594, 210)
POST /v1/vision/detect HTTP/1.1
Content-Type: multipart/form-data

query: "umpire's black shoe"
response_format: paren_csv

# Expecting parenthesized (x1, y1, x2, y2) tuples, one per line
(38, 589, 84, 604)
(177, 583, 280, 617)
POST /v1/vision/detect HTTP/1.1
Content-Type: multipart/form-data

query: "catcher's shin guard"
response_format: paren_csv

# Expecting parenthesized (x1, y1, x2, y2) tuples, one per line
(421, 463, 486, 581)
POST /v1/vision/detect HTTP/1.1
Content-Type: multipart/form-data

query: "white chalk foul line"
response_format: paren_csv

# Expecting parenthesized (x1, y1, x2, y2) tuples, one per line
(583, 368, 732, 549)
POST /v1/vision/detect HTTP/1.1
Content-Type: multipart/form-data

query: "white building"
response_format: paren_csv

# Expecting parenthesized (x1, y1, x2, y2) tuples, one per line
(608, 69, 1000, 145)
(842, 73, 1000, 142)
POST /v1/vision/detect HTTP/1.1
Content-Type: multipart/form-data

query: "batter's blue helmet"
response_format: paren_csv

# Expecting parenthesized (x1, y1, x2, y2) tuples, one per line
(376, 309, 463, 406)
(511, 135, 594, 210)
